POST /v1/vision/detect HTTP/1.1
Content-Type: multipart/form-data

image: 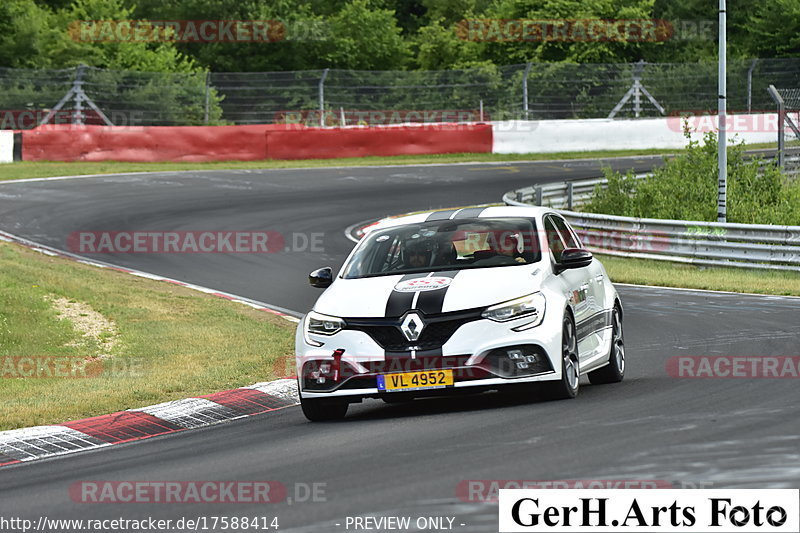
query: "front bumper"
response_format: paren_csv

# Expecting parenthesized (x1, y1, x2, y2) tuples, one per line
(295, 311, 564, 400)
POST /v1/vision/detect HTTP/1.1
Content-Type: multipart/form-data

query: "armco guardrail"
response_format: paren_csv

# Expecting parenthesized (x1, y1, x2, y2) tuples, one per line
(504, 177, 800, 271)
(504, 176, 629, 210)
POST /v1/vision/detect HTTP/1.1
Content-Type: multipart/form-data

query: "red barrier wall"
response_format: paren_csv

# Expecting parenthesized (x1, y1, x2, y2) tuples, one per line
(265, 124, 493, 160)
(21, 123, 492, 162)
(22, 124, 300, 163)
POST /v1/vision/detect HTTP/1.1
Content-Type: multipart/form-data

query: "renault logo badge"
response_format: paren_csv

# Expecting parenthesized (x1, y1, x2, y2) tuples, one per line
(400, 313, 425, 342)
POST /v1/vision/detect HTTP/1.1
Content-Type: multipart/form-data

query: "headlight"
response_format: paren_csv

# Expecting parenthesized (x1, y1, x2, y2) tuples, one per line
(304, 311, 344, 346)
(482, 292, 546, 327)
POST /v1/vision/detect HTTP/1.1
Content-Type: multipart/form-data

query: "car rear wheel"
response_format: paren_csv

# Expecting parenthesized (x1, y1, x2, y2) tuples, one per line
(542, 314, 579, 400)
(300, 396, 348, 422)
(588, 306, 625, 385)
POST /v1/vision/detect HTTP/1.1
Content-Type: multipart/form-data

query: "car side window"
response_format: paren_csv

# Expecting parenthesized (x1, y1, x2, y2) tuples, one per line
(544, 216, 566, 258)
(552, 216, 581, 249)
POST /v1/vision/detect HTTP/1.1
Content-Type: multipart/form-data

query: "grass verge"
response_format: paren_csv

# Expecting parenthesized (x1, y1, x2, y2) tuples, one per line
(0, 241, 295, 431)
(598, 254, 800, 297)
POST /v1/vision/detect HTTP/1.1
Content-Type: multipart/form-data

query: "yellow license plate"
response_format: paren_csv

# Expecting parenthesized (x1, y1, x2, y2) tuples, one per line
(378, 369, 454, 392)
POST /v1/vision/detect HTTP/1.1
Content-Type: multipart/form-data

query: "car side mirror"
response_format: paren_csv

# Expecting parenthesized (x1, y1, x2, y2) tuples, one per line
(308, 267, 333, 288)
(555, 248, 593, 274)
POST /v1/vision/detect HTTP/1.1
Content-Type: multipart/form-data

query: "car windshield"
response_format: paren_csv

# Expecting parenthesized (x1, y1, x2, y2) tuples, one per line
(342, 217, 542, 279)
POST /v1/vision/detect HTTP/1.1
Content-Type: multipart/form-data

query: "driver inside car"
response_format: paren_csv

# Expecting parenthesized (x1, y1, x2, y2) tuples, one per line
(404, 239, 433, 268)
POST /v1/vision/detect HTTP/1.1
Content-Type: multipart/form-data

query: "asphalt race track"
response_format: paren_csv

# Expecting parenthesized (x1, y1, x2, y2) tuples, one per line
(0, 156, 799, 532)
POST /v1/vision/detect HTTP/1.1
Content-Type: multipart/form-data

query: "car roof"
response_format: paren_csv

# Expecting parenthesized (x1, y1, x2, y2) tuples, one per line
(365, 205, 553, 234)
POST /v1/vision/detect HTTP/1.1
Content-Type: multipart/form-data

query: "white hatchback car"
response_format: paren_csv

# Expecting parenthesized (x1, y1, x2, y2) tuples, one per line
(296, 206, 625, 421)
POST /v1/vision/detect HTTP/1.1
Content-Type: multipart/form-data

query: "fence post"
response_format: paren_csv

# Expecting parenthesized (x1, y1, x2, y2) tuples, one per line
(633, 60, 642, 118)
(319, 68, 329, 127)
(38, 63, 113, 127)
(73, 64, 85, 125)
(204, 72, 211, 125)
(479, 100, 484, 122)
(522, 62, 533, 120)
(746, 59, 758, 113)
(768, 85, 785, 168)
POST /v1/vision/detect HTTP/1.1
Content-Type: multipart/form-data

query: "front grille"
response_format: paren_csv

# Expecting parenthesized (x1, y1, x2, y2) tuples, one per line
(345, 308, 482, 352)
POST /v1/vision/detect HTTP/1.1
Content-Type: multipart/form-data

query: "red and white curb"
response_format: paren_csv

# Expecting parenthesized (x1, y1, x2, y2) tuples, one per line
(0, 226, 305, 469)
(0, 379, 300, 468)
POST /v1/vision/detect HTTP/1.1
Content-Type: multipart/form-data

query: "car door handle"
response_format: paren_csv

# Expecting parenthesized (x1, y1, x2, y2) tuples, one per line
(594, 274, 604, 282)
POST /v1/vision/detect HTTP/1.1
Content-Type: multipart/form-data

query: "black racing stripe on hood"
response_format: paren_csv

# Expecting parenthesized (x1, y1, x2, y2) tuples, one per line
(452, 207, 487, 219)
(426, 209, 459, 221)
(385, 273, 428, 318)
(414, 270, 459, 315)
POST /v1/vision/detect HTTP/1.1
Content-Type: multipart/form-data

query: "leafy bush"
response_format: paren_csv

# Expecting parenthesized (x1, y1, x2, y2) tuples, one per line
(585, 130, 800, 225)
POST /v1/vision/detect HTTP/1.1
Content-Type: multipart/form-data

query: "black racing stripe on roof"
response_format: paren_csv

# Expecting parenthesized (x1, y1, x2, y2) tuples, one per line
(452, 207, 487, 219)
(425, 209, 459, 221)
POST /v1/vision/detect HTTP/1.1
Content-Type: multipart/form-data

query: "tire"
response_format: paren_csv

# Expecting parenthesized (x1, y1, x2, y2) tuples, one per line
(542, 313, 580, 400)
(300, 396, 348, 422)
(588, 306, 625, 385)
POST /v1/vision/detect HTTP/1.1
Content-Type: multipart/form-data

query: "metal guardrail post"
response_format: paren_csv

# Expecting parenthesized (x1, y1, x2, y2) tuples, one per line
(535, 186, 543, 206)
(567, 182, 574, 210)
(516, 191, 523, 203)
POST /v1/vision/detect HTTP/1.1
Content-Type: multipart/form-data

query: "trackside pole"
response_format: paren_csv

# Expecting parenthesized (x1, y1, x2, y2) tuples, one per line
(717, 0, 727, 223)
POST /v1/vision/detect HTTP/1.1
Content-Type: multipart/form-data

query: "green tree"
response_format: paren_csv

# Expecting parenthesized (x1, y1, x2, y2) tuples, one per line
(739, 0, 800, 58)
(0, 0, 63, 68)
(322, 0, 409, 69)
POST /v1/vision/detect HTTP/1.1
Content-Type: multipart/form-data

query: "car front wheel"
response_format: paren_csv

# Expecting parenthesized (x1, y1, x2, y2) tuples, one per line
(588, 306, 625, 385)
(542, 313, 580, 400)
(300, 395, 348, 422)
